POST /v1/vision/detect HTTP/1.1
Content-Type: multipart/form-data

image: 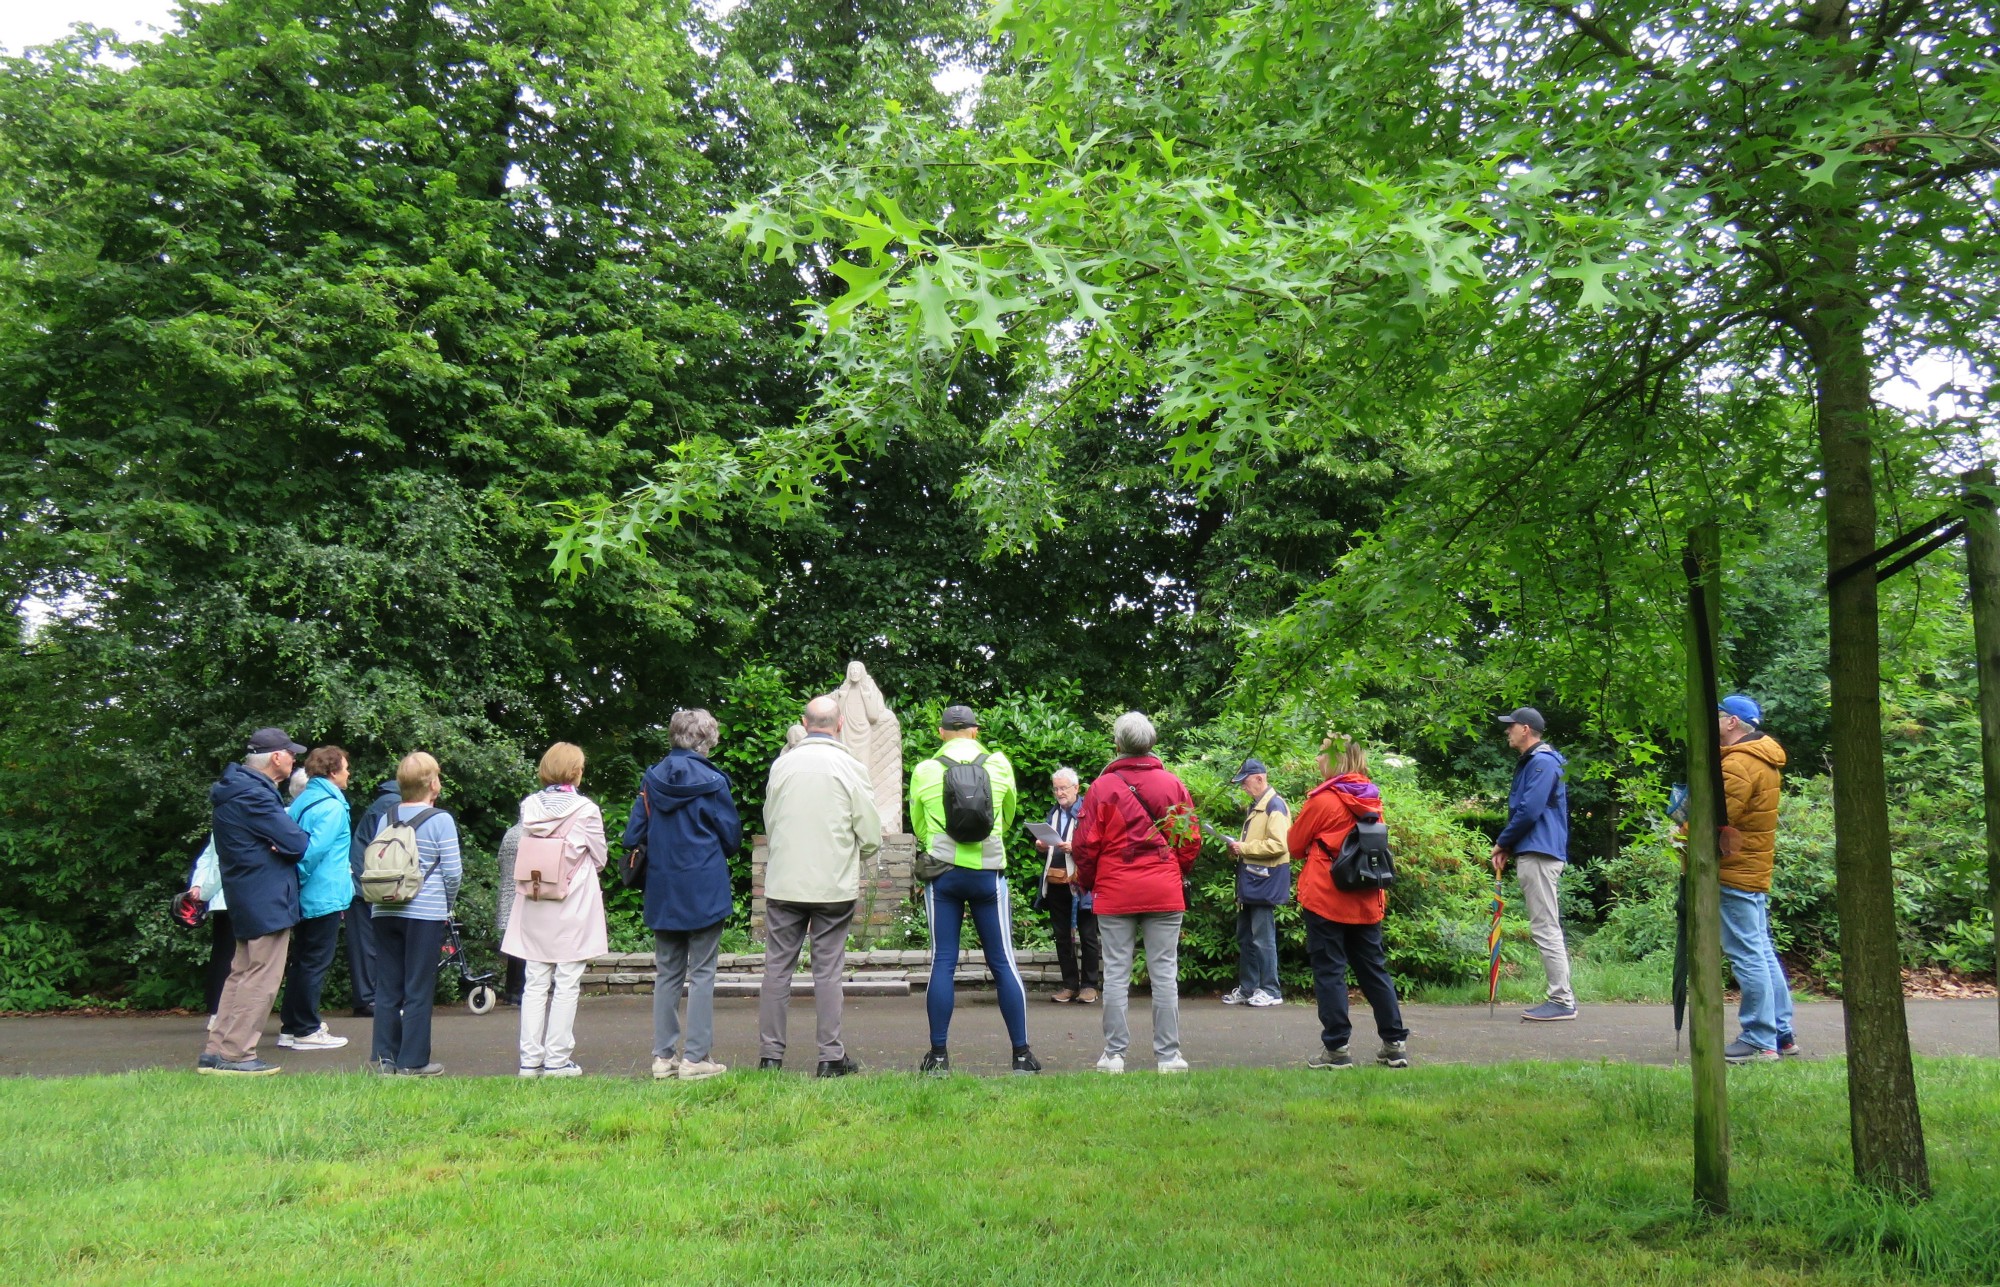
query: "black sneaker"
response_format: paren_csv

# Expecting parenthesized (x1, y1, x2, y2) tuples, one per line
(920, 1049, 951, 1076)
(816, 1056, 862, 1078)
(196, 1053, 220, 1071)
(208, 1057, 281, 1076)
(1306, 1045, 1353, 1070)
(350, 1004, 375, 1019)
(1011, 1049, 1043, 1075)
(758, 1057, 784, 1071)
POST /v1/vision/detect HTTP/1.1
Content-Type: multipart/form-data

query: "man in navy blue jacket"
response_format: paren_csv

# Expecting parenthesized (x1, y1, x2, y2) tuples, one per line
(343, 778, 401, 1016)
(1491, 708, 1576, 1021)
(202, 727, 314, 1074)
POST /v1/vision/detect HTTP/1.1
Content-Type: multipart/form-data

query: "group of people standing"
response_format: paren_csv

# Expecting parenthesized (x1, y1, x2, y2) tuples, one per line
(183, 687, 1798, 1078)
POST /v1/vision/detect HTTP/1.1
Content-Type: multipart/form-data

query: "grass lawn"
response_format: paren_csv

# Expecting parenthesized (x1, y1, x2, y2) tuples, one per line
(2, 1060, 1995, 1285)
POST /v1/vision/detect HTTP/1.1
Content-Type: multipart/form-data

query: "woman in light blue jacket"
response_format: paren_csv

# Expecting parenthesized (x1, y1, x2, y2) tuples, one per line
(278, 745, 354, 1051)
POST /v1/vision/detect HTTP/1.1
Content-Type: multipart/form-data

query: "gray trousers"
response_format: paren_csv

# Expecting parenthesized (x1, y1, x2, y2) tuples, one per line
(653, 923, 724, 1061)
(1515, 854, 1574, 1007)
(759, 899, 855, 1063)
(1098, 912, 1182, 1062)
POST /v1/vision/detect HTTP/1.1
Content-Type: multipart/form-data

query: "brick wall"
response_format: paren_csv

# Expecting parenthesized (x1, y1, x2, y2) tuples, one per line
(749, 832, 916, 948)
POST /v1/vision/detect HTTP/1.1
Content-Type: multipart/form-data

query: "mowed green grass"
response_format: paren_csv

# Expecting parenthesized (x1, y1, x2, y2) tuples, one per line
(2, 1061, 1995, 1285)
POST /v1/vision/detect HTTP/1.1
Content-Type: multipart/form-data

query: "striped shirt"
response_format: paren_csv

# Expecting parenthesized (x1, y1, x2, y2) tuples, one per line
(372, 804, 463, 922)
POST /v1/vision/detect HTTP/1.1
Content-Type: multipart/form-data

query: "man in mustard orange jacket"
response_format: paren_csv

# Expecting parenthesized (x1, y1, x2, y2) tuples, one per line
(1717, 694, 1796, 1063)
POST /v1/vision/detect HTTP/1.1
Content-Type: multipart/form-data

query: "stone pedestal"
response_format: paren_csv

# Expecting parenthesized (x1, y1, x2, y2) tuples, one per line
(749, 833, 917, 948)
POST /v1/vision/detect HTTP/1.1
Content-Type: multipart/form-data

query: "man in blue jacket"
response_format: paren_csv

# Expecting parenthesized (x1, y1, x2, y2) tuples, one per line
(1491, 708, 1576, 1021)
(201, 727, 314, 1075)
(344, 777, 401, 1017)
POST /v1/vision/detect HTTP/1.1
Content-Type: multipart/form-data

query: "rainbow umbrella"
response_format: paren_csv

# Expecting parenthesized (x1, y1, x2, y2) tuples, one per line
(1486, 872, 1506, 1016)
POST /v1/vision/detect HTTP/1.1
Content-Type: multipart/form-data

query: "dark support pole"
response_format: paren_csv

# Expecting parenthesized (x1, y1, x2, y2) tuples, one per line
(1963, 466, 2000, 1050)
(1684, 524, 1729, 1215)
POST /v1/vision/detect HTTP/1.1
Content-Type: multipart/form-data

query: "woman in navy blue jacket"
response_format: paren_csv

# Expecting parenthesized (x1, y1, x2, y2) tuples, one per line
(623, 709, 741, 1081)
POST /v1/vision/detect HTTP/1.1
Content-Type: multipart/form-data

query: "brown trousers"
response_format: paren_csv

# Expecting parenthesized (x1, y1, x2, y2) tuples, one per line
(204, 929, 291, 1063)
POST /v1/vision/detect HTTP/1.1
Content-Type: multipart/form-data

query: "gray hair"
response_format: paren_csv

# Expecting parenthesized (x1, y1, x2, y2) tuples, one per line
(1051, 767, 1080, 788)
(801, 695, 840, 732)
(244, 751, 278, 777)
(670, 708, 721, 754)
(1112, 711, 1157, 757)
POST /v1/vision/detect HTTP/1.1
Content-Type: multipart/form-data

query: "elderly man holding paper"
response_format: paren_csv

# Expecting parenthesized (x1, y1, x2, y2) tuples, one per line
(1029, 767, 1098, 1004)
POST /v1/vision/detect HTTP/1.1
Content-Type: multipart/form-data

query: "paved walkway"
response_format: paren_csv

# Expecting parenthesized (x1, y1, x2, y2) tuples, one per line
(2, 996, 1994, 1078)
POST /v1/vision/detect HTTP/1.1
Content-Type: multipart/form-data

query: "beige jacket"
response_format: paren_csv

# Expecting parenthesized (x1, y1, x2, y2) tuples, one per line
(1237, 787, 1292, 866)
(763, 735, 884, 903)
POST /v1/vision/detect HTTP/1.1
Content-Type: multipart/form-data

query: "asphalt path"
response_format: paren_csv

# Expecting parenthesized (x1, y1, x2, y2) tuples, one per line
(2, 995, 1994, 1078)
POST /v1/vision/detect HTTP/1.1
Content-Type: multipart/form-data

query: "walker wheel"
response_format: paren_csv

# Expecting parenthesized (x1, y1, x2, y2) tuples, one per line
(467, 984, 497, 1015)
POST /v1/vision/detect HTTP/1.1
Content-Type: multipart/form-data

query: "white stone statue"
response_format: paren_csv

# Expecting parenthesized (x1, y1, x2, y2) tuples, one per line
(833, 660, 903, 833)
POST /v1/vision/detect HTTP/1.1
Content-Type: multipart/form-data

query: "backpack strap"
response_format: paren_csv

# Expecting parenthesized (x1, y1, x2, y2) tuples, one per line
(395, 807, 449, 886)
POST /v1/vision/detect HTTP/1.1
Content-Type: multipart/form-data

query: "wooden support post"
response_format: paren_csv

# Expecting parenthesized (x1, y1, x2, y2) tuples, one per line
(1963, 466, 2000, 1050)
(1684, 524, 1729, 1214)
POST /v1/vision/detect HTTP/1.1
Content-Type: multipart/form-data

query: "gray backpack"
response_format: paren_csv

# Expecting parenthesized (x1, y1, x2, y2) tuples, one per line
(359, 807, 444, 904)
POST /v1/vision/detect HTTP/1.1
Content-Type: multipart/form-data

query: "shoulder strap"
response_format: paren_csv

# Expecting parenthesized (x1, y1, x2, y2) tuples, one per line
(1109, 771, 1161, 824)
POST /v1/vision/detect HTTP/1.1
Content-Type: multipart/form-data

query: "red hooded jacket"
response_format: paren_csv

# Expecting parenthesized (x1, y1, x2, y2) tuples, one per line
(1289, 773, 1388, 925)
(1072, 755, 1202, 915)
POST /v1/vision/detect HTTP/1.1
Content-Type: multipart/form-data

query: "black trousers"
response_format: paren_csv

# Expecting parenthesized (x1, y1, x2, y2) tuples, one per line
(371, 915, 446, 1069)
(279, 910, 343, 1036)
(203, 910, 235, 1015)
(502, 954, 527, 1003)
(343, 895, 376, 1007)
(1303, 908, 1409, 1049)
(1044, 880, 1101, 991)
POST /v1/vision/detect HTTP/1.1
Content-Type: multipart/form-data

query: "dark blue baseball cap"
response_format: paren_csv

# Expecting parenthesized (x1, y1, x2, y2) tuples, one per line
(1231, 758, 1268, 784)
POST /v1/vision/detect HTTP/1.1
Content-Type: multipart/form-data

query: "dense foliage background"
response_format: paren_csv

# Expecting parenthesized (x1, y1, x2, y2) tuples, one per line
(0, 0, 1991, 1015)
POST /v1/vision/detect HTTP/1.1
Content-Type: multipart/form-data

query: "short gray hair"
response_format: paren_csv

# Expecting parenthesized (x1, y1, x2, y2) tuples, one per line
(670, 708, 721, 754)
(244, 751, 277, 777)
(1112, 711, 1157, 757)
(1051, 766, 1080, 788)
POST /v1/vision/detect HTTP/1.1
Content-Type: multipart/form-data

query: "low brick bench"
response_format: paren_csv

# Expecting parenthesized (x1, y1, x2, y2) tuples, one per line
(580, 949, 1071, 996)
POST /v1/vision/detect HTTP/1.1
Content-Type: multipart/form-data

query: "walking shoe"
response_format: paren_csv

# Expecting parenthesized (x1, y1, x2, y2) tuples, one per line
(1521, 1001, 1578, 1022)
(757, 1058, 784, 1071)
(1096, 1053, 1125, 1074)
(1220, 987, 1249, 1005)
(1777, 1033, 1801, 1058)
(1306, 1045, 1353, 1070)
(652, 1056, 680, 1080)
(286, 1025, 349, 1051)
(1724, 1039, 1779, 1065)
(1011, 1049, 1043, 1075)
(208, 1058, 282, 1076)
(817, 1056, 863, 1078)
(920, 1049, 951, 1077)
(542, 1061, 584, 1078)
(1078, 987, 1099, 1003)
(364, 1057, 396, 1075)
(397, 1063, 445, 1077)
(1378, 1040, 1409, 1069)
(518, 1065, 542, 1078)
(678, 1059, 727, 1081)
(350, 1004, 374, 1019)
(196, 1053, 220, 1070)
(1247, 991, 1283, 1008)
(1050, 989, 1077, 1004)
(1157, 1055, 1190, 1074)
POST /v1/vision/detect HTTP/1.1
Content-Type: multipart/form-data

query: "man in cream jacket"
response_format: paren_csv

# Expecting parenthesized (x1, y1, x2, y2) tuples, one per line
(757, 695, 884, 1076)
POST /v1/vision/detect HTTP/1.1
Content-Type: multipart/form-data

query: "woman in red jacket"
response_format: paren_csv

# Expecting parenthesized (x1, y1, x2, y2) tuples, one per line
(1288, 735, 1409, 1069)
(1072, 711, 1202, 1074)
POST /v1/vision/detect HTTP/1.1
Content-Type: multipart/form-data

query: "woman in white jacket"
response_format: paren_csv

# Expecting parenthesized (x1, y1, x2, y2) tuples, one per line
(501, 742, 608, 1077)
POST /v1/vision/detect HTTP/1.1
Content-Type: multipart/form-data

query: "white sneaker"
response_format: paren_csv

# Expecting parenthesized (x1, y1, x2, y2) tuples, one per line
(1219, 988, 1248, 1005)
(541, 1060, 583, 1078)
(678, 1058, 727, 1081)
(287, 1026, 349, 1051)
(1247, 991, 1283, 1008)
(1158, 1055, 1190, 1074)
(1096, 1053, 1124, 1074)
(652, 1056, 680, 1080)
(518, 1065, 542, 1078)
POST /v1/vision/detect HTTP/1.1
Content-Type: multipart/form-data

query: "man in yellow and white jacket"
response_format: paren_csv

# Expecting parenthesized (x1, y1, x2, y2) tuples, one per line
(1224, 757, 1292, 1008)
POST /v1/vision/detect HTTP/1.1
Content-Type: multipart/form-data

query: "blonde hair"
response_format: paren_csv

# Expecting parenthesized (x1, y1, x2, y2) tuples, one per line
(396, 751, 442, 802)
(1321, 735, 1368, 778)
(538, 742, 586, 786)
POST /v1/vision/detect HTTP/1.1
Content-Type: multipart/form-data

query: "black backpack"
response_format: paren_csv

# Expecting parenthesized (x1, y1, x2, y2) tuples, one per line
(935, 752, 995, 844)
(1329, 812, 1396, 892)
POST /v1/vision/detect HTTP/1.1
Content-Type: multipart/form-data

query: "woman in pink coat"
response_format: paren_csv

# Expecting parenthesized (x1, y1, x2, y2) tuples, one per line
(501, 742, 608, 1077)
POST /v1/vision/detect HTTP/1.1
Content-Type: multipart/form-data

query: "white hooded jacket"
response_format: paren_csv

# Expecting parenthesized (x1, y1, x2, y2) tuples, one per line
(499, 787, 609, 964)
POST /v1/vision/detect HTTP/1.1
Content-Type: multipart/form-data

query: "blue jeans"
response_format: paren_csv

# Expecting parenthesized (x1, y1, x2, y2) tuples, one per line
(1719, 887, 1794, 1052)
(923, 867, 1029, 1050)
(1236, 904, 1278, 997)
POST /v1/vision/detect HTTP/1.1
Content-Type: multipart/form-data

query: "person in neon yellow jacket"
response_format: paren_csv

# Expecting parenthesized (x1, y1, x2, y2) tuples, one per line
(907, 704, 1037, 1075)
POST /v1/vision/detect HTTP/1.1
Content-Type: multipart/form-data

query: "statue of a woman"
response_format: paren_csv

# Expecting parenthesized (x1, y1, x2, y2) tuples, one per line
(833, 661, 903, 833)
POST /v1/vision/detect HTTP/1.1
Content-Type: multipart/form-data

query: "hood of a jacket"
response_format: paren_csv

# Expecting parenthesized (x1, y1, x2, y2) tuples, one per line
(1309, 772, 1381, 808)
(521, 786, 591, 836)
(211, 761, 280, 808)
(645, 750, 731, 816)
(1522, 743, 1568, 770)
(371, 779, 399, 803)
(293, 775, 347, 817)
(1722, 733, 1787, 769)
(1103, 754, 1169, 778)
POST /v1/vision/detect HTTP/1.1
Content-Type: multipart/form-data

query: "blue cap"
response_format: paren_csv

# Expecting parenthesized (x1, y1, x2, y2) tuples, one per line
(1718, 694, 1762, 726)
(1231, 758, 1268, 784)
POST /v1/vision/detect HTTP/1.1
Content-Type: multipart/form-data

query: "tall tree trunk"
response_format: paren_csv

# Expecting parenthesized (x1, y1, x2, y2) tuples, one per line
(1809, 278, 1931, 1197)
(1683, 525, 1728, 1214)
(1962, 465, 2000, 1050)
